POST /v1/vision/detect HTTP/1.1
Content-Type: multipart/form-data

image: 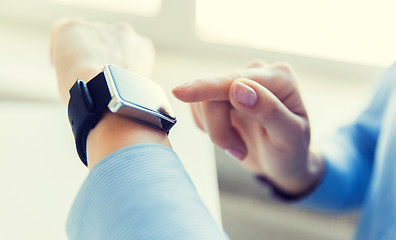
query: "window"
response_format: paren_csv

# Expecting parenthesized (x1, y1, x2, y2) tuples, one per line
(2, 0, 390, 71)
(196, 0, 396, 67)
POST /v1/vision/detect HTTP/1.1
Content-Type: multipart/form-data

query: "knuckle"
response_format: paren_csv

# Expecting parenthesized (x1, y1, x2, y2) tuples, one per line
(268, 63, 297, 87)
(51, 18, 85, 40)
(282, 77, 297, 90)
(259, 99, 280, 121)
(209, 130, 229, 147)
(273, 62, 293, 74)
(294, 121, 308, 137)
(286, 121, 311, 146)
(247, 59, 267, 68)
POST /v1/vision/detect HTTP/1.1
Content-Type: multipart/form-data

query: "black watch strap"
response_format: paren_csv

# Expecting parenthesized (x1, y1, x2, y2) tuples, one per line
(68, 72, 111, 166)
(255, 175, 318, 202)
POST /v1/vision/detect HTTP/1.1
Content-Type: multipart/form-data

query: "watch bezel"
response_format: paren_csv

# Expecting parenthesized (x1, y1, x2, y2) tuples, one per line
(102, 64, 176, 125)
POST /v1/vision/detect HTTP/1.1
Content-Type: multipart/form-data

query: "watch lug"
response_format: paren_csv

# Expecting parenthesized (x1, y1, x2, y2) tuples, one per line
(108, 97, 123, 113)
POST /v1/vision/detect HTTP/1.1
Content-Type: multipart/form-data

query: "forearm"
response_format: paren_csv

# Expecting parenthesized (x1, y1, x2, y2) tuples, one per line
(67, 145, 228, 239)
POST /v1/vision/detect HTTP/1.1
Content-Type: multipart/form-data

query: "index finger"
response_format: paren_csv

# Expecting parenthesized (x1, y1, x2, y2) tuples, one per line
(172, 74, 236, 102)
(172, 66, 293, 103)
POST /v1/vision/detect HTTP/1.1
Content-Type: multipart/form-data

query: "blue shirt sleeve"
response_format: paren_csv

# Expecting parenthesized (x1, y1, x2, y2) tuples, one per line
(298, 64, 396, 211)
(66, 144, 228, 240)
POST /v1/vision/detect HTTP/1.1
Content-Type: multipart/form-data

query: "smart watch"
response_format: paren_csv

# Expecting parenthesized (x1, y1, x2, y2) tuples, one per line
(67, 64, 177, 166)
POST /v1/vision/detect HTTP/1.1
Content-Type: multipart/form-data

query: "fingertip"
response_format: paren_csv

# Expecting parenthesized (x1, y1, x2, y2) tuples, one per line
(172, 81, 194, 101)
(171, 88, 178, 96)
(171, 90, 184, 102)
(174, 76, 233, 102)
(225, 148, 246, 161)
(171, 86, 180, 96)
(224, 128, 248, 161)
(172, 80, 204, 102)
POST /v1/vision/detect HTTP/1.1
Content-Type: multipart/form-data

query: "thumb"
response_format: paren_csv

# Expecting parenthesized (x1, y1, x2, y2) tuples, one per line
(229, 78, 305, 140)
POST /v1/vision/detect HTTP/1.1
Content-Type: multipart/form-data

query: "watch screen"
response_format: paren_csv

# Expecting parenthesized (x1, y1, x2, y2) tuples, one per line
(107, 65, 175, 118)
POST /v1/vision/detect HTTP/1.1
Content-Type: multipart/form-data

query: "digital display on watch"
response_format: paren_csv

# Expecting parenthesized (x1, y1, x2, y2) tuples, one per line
(106, 65, 175, 119)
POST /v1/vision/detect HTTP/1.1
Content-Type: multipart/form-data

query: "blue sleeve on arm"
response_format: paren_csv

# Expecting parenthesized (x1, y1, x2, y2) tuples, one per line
(298, 64, 396, 212)
(298, 135, 373, 211)
(67, 144, 228, 240)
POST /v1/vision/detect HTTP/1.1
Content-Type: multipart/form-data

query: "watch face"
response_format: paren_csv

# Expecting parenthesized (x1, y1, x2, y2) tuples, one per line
(104, 65, 176, 130)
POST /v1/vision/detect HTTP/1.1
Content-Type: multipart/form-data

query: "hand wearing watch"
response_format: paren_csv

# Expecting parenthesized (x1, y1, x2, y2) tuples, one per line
(67, 64, 177, 166)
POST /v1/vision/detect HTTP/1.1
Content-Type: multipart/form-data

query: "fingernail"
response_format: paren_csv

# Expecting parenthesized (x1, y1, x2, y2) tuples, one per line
(233, 81, 257, 107)
(174, 81, 194, 91)
(225, 149, 245, 161)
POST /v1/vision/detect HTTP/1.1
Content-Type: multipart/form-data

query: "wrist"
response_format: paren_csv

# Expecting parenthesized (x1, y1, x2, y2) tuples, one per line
(86, 112, 171, 169)
(64, 65, 175, 169)
(57, 65, 102, 104)
(290, 150, 325, 196)
(257, 150, 325, 200)
(270, 149, 325, 196)
(298, 149, 325, 194)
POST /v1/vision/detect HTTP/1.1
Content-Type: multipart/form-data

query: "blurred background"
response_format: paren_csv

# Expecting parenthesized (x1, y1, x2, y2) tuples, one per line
(1, 0, 394, 239)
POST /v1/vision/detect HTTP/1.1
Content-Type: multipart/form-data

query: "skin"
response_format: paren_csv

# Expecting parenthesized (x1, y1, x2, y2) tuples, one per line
(50, 18, 170, 169)
(172, 61, 325, 195)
